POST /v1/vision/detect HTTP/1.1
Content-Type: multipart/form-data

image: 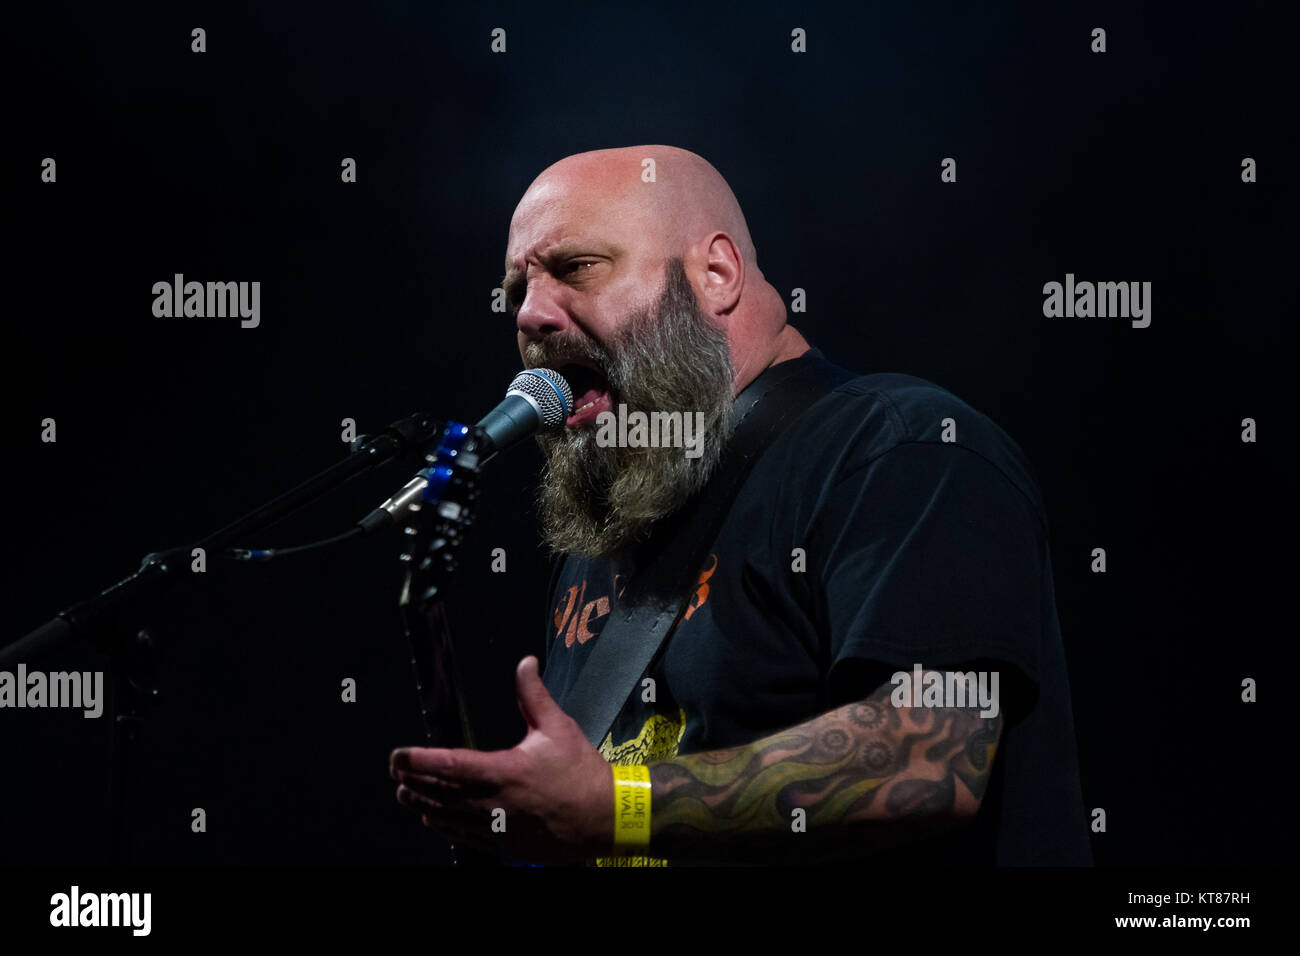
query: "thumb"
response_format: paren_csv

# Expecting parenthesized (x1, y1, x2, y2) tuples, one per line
(516, 656, 563, 730)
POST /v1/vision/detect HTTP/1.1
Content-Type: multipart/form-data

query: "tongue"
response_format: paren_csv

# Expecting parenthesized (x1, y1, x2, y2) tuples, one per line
(572, 384, 607, 410)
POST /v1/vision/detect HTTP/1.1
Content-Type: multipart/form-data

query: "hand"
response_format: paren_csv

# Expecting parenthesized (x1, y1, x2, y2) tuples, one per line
(389, 656, 615, 864)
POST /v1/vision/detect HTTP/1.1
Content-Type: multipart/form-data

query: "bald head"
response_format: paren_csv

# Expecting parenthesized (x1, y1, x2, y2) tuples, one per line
(504, 145, 807, 394)
(527, 146, 758, 267)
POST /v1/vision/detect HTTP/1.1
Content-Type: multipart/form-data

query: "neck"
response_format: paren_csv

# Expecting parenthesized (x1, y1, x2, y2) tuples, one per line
(732, 323, 811, 394)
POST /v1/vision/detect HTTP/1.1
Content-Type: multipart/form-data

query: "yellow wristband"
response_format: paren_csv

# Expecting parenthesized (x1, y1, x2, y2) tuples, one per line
(611, 764, 652, 850)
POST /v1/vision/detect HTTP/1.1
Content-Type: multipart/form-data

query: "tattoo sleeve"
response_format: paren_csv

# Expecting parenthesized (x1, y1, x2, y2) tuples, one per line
(646, 673, 1003, 863)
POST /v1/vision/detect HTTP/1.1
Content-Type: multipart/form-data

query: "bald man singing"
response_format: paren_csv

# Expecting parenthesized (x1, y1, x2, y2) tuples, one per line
(390, 146, 1092, 867)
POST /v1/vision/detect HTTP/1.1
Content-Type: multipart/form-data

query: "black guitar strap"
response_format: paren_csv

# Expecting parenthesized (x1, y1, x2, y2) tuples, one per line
(560, 348, 856, 747)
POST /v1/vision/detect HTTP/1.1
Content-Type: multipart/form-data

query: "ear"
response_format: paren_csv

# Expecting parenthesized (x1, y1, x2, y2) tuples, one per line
(696, 232, 745, 316)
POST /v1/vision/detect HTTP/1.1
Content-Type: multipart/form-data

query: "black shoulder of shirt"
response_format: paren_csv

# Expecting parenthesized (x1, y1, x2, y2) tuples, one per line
(769, 361, 1051, 719)
(776, 362, 1049, 532)
(541, 361, 1049, 576)
(539, 358, 1051, 653)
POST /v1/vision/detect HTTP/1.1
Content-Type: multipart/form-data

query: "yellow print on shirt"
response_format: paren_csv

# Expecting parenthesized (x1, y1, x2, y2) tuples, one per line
(595, 708, 687, 867)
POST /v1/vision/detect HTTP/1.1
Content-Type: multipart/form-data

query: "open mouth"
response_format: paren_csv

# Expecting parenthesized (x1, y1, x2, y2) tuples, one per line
(555, 360, 614, 428)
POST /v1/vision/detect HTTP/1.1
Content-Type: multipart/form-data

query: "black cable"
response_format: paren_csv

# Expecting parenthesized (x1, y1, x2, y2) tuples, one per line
(223, 526, 364, 562)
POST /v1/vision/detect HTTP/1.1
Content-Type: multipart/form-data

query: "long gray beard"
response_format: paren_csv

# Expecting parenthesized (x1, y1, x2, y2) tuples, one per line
(530, 258, 735, 560)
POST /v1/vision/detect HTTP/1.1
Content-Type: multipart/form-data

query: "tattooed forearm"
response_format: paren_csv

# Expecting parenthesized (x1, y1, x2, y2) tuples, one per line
(646, 675, 1003, 863)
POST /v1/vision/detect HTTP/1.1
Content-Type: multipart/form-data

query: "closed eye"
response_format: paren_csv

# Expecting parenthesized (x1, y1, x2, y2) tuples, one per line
(562, 259, 599, 276)
(506, 259, 603, 315)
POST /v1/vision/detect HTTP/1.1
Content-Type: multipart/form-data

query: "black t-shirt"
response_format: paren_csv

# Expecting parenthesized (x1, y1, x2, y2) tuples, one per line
(542, 350, 1092, 866)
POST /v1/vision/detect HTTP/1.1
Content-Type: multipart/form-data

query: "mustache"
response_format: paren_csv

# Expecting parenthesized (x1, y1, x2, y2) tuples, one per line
(524, 335, 611, 371)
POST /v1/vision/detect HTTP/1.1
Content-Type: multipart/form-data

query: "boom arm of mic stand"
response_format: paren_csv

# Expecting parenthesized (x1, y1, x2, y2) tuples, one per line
(1, 411, 444, 666)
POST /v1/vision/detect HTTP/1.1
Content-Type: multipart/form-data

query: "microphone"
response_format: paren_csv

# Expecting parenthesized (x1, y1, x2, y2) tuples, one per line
(357, 368, 573, 534)
(475, 367, 574, 459)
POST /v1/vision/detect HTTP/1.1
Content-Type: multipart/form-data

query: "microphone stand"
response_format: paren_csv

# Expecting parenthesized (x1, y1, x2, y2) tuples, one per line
(1, 411, 446, 864)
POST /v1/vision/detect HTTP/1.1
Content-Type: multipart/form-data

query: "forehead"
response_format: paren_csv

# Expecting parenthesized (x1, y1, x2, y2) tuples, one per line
(505, 173, 647, 267)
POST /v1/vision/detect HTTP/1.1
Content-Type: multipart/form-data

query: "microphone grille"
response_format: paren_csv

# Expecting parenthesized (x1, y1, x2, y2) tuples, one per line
(507, 368, 573, 427)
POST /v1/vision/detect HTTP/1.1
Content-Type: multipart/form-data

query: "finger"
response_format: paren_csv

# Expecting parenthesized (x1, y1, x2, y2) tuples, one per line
(396, 783, 480, 824)
(396, 769, 497, 806)
(391, 746, 506, 784)
(515, 655, 563, 729)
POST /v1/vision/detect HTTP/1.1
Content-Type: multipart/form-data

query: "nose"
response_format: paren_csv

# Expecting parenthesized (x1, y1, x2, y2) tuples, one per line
(515, 277, 572, 341)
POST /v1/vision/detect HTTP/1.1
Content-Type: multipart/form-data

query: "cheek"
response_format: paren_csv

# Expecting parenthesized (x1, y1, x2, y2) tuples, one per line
(589, 281, 647, 335)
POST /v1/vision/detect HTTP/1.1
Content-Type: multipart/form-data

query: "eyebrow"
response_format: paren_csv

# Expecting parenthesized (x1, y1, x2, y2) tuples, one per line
(501, 242, 616, 301)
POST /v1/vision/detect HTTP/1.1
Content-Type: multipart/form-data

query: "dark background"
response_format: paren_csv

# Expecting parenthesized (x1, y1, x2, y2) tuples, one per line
(3, 0, 1286, 867)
